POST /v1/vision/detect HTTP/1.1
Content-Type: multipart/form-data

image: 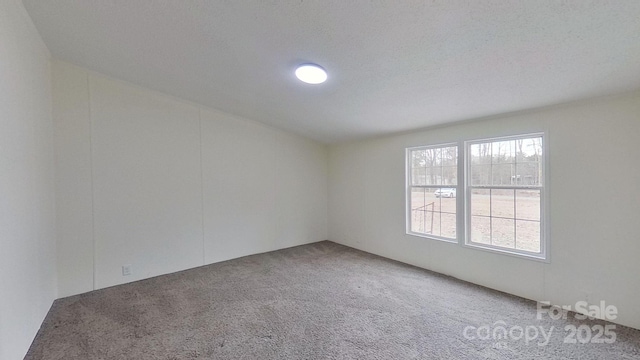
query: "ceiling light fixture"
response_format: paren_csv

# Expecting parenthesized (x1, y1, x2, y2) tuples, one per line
(295, 64, 327, 84)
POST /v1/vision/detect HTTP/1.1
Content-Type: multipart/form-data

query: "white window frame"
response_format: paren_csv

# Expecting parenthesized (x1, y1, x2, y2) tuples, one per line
(405, 132, 550, 262)
(463, 133, 549, 261)
(405, 143, 459, 243)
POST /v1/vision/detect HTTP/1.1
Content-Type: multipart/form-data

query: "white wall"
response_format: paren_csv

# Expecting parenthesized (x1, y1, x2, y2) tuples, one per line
(201, 109, 328, 263)
(0, 1, 57, 359)
(53, 61, 328, 296)
(328, 91, 640, 330)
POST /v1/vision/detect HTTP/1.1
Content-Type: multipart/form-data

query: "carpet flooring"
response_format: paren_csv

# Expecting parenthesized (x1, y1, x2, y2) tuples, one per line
(26, 241, 640, 359)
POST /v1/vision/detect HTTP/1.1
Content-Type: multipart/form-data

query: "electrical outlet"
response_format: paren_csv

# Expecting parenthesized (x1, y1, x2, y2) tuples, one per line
(122, 264, 132, 276)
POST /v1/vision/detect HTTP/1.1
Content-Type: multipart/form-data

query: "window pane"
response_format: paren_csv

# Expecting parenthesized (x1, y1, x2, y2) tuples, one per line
(516, 190, 540, 221)
(515, 136, 543, 186)
(471, 189, 490, 216)
(429, 148, 441, 165)
(425, 166, 440, 185)
(441, 146, 458, 166)
(411, 149, 426, 185)
(432, 192, 442, 212)
(410, 187, 427, 233)
(471, 216, 491, 244)
(412, 167, 425, 185)
(410, 186, 428, 204)
(492, 163, 514, 185)
(442, 166, 457, 185)
(516, 220, 541, 253)
(492, 140, 515, 164)
(515, 161, 541, 186)
(471, 164, 491, 186)
(424, 148, 441, 185)
(411, 149, 425, 167)
(492, 218, 515, 249)
(491, 189, 515, 219)
(437, 190, 457, 214)
(409, 186, 455, 240)
(441, 213, 456, 239)
(470, 143, 491, 165)
(410, 146, 458, 186)
(431, 211, 441, 237)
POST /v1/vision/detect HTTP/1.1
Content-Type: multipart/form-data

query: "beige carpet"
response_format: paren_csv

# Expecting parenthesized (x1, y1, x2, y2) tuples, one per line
(26, 241, 640, 359)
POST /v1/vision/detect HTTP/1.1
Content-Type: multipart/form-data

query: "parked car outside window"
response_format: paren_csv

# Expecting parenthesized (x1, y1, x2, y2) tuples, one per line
(434, 188, 456, 198)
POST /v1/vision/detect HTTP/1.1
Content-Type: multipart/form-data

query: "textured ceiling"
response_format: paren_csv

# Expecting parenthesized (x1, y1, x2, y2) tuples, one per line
(23, 0, 640, 143)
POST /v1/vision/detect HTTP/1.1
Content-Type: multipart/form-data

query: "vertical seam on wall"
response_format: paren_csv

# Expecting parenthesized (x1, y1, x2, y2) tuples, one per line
(87, 73, 97, 290)
(326, 144, 330, 241)
(199, 108, 205, 266)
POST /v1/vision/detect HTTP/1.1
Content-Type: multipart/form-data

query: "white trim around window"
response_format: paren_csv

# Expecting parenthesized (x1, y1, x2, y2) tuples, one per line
(405, 132, 549, 262)
(405, 143, 459, 243)
(464, 133, 549, 261)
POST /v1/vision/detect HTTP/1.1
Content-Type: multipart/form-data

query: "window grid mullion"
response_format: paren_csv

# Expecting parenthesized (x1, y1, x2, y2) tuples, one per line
(489, 189, 493, 246)
(513, 189, 517, 250)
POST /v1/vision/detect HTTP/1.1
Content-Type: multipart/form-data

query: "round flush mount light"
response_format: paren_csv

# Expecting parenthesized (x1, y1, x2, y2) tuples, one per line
(295, 63, 327, 84)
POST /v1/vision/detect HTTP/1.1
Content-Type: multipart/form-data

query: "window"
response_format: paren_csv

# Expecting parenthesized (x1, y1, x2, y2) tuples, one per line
(466, 134, 545, 258)
(406, 144, 458, 241)
(405, 133, 547, 261)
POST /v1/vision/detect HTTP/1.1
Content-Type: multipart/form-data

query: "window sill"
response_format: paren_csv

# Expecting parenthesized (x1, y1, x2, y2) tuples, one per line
(406, 231, 458, 244)
(462, 241, 549, 263)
